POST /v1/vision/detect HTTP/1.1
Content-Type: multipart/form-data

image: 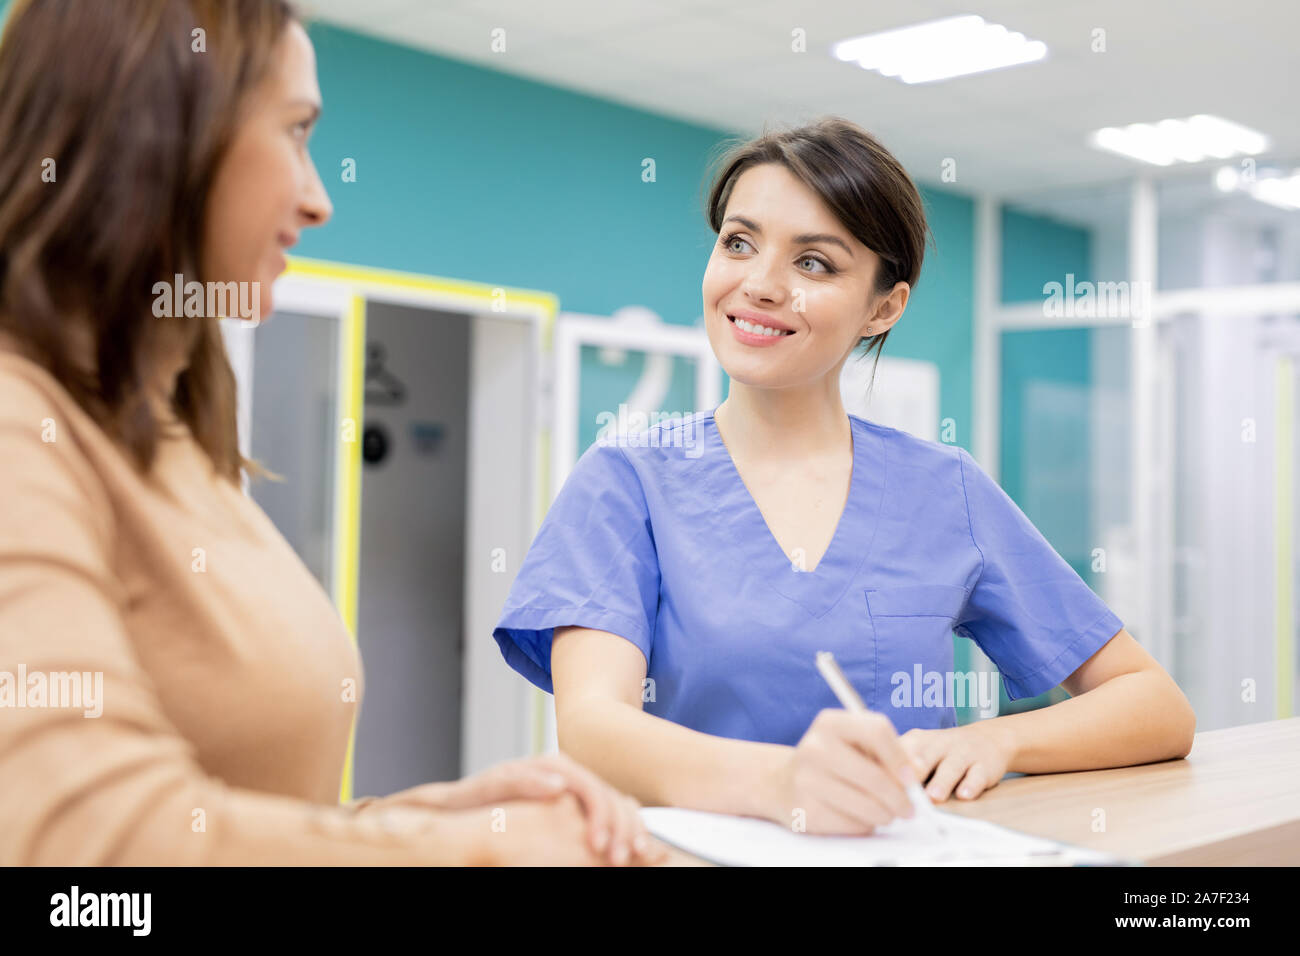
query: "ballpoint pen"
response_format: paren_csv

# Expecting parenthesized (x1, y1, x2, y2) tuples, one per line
(814, 650, 947, 838)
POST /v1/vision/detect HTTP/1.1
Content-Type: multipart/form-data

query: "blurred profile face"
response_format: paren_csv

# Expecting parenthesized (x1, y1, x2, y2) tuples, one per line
(702, 162, 904, 391)
(201, 20, 332, 321)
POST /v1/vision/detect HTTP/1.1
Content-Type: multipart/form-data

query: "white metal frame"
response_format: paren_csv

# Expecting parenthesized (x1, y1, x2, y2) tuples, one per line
(550, 313, 724, 496)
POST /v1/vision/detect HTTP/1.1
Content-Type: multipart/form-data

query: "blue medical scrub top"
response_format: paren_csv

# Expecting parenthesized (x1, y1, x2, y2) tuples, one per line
(492, 410, 1124, 744)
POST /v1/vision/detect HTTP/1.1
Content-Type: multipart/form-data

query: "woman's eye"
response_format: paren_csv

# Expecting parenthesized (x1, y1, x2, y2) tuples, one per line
(721, 232, 752, 254)
(291, 120, 312, 141)
(721, 233, 833, 274)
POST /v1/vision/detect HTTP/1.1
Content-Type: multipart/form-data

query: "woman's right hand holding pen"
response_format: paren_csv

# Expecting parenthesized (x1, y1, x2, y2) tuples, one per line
(761, 709, 929, 835)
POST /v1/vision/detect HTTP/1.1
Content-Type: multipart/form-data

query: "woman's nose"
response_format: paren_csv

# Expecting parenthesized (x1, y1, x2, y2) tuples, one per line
(741, 254, 785, 303)
(300, 160, 333, 227)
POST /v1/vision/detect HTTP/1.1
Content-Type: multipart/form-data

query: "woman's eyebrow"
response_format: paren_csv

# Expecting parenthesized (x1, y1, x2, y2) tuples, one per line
(722, 214, 854, 258)
(286, 99, 322, 120)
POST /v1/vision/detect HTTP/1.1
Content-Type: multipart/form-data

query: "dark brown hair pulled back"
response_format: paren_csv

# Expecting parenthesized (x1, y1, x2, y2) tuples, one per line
(704, 116, 932, 376)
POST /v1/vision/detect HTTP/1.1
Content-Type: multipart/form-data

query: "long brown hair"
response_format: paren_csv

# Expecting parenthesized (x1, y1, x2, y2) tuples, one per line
(0, 0, 298, 482)
(703, 117, 932, 384)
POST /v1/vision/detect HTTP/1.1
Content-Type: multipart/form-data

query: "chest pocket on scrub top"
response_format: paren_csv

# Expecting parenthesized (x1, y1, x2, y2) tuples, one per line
(864, 584, 970, 717)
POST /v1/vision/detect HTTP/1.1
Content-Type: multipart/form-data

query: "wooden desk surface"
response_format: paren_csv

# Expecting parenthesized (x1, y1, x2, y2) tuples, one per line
(936, 716, 1300, 865)
(651, 717, 1299, 866)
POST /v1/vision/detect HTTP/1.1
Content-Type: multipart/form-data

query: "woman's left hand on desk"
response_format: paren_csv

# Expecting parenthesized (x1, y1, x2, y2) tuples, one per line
(351, 753, 664, 865)
(900, 723, 1012, 803)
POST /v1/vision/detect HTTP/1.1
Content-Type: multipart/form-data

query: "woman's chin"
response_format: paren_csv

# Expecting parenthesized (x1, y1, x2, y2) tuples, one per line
(719, 365, 787, 390)
(250, 275, 274, 324)
(718, 347, 789, 381)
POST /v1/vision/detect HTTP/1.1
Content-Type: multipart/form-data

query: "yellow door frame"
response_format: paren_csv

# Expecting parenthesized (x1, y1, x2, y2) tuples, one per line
(1276, 355, 1295, 720)
(280, 256, 558, 804)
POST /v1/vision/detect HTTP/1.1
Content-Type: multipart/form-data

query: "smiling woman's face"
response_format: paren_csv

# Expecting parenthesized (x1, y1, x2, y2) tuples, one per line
(702, 162, 900, 391)
(201, 20, 332, 322)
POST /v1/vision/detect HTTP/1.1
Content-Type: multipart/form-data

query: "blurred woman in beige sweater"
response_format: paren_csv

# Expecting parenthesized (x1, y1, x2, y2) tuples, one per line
(0, 0, 662, 866)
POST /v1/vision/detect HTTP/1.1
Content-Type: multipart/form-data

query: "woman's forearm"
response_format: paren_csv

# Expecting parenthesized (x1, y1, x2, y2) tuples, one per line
(977, 669, 1196, 775)
(557, 695, 791, 819)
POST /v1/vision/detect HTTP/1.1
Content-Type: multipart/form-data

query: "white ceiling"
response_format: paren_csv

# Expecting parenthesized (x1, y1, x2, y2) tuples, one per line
(302, 0, 1299, 226)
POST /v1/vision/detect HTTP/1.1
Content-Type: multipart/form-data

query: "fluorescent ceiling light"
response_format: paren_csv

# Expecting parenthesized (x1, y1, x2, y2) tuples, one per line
(1251, 175, 1300, 210)
(1215, 164, 1300, 210)
(1090, 115, 1269, 166)
(831, 15, 1047, 84)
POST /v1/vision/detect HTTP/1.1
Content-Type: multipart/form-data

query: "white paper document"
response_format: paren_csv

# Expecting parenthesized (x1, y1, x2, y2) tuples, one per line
(640, 806, 1129, 867)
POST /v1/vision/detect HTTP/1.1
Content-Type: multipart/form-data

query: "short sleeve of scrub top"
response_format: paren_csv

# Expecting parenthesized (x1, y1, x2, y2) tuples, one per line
(493, 411, 1124, 743)
(953, 446, 1124, 701)
(492, 440, 660, 693)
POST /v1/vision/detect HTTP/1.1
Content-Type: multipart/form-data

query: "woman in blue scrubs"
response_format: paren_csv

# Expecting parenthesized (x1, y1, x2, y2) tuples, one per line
(494, 117, 1196, 835)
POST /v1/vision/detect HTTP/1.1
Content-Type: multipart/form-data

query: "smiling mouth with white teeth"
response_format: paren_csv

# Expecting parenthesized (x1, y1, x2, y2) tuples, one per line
(727, 314, 795, 336)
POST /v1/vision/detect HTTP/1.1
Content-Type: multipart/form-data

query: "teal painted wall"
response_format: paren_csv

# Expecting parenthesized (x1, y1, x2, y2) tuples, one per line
(890, 189, 977, 446)
(992, 207, 1099, 716)
(303, 23, 725, 325)
(999, 206, 1095, 528)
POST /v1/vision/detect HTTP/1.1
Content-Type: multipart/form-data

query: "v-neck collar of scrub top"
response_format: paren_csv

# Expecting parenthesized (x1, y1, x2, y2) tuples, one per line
(700, 408, 887, 620)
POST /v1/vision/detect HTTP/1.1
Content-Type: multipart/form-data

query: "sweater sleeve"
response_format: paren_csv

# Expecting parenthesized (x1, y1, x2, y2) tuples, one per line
(0, 377, 482, 866)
